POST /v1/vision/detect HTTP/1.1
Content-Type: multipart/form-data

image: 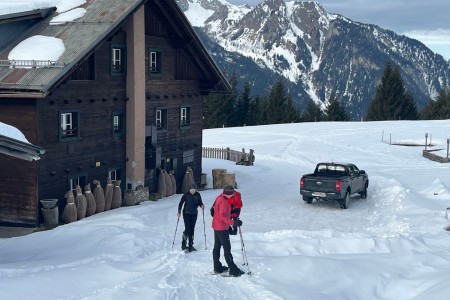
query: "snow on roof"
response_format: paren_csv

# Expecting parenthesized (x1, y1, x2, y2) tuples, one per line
(0, 122, 30, 143)
(8, 35, 65, 66)
(0, 0, 86, 16)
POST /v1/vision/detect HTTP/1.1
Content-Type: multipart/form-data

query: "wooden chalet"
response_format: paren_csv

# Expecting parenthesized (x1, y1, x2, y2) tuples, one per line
(0, 0, 231, 226)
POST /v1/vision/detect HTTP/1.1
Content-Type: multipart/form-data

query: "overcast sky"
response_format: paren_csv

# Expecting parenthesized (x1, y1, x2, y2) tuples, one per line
(227, 0, 450, 60)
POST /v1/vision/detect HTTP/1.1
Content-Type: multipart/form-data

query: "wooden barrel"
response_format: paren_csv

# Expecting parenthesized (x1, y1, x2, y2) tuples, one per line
(41, 207, 59, 226)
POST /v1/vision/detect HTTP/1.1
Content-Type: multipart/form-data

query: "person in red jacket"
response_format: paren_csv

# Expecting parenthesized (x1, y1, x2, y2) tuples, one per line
(228, 191, 242, 235)
(211, 185, 244, 277)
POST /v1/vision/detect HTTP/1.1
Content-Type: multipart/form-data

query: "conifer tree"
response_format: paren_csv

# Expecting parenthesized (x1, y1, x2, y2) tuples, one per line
(233, 81, 252, 126)
(325, 94, 350, 121)
(367, 61, 418, 120)
(203, 73, 238, 128)
(266, 78, 290, 124)
(301, 99, 323, 122)
(420, 88, 450, 119)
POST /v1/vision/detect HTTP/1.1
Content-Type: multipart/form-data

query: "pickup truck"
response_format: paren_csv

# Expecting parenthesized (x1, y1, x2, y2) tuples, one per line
(300, 162, 369, 209)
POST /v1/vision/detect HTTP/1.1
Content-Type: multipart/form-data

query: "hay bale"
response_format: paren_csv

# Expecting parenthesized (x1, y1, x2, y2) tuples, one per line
(104, 177, 113, 211)
(84, 183, 96, 217)
(169, 171, 177, 194)
(93, 180, 105, 213)
(164, 170, 173, 196)
(157, 169, 167, 197)
(111, 180, 122, 209)
(182, 169, 194, 193)
(75, 185, 87, 220)
(62, 190, 77, 224)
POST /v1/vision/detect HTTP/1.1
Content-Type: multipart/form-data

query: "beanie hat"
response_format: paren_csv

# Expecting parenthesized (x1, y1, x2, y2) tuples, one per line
(223, 185, 235, 195)
(190, 183, 197, 190)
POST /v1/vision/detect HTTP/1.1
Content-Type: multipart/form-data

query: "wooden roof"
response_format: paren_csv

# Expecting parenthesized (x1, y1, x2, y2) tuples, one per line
(0, 0, 230, 97)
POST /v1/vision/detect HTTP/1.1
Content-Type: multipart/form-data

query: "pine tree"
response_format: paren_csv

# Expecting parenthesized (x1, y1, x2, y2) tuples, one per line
(203, 73, 238, 128)
(234, 81, 252, 126)
(284, 97, 300, 123)
(325, 94, 350, 121)
(301, 99, 323, 122)
(367, 61, 418, 120)
(266, 78, 290, 124)
(420, 88, 450, 119)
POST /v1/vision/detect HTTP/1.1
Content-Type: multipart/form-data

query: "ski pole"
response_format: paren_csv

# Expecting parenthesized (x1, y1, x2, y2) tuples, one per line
(202, 208, 207, 250)
(238, 226, 251, 275)
(171, 216, 180, 250)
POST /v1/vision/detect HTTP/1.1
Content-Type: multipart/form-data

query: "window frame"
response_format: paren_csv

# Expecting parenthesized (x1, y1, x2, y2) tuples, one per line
(111, 44, 127, 75)
(148, 48, 162, 76)
(59, 109, 80, 142)
(155, 107, 168, 131)
(68, 173, 87, 192)
(112, 111, 125, 137)
(180, 105, 191, 128)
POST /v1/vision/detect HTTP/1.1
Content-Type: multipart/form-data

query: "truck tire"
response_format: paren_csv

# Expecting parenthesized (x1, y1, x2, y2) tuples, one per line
(303, 196, 313, 204)
(340, 192, 349, 209)
(359, 183, 368, 199)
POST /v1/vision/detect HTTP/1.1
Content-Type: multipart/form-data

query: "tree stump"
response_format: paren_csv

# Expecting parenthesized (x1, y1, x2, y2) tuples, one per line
(223, 173, 236, 188)
(212, 169, 227, 189)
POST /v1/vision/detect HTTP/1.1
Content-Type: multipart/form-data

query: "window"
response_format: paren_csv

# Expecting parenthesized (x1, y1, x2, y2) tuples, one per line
(112, 112, 125, 136)
(156, 108, 167, 130)
(180, 106, 191, 128)
(149, 49, 162, 75)
(68, 174, 87, 192)
(111, 45, 126, 75)
(108, 169, 122, 181)
(59, 110, 80, 141)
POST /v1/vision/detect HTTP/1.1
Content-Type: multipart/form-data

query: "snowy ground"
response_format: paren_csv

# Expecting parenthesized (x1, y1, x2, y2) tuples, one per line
(1, 120, 450, 300)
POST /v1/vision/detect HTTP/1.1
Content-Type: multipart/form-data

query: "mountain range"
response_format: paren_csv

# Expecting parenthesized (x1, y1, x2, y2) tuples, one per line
(176, 0, 450, 119)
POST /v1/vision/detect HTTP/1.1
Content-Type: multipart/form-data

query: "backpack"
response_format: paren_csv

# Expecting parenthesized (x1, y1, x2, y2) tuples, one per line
(210, 203, 215, 217)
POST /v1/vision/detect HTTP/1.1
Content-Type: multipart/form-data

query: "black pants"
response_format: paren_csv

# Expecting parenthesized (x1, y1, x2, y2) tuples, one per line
(183, 213, 197, 245)
(213, 230, 238, 272)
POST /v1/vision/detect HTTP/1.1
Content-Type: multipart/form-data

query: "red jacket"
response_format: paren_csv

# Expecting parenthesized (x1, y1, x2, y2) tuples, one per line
(228, 191, 242, 218)
(212, 194, 234, 231)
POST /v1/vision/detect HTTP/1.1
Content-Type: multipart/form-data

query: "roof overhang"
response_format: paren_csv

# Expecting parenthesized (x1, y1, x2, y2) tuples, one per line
(0, 134, 45, 161)
(0, 7, 56, 25)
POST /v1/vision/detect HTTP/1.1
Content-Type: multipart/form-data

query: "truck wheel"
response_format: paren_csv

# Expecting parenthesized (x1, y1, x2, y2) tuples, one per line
(359, 184, 368, 199)
(303, 196, 313, 204)
(341, 192, 349, 209)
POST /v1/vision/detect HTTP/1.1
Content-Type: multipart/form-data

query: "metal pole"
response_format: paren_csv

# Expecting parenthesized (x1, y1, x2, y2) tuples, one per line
(171, 216, 180, 250)
(238, 226, 251, 275)
(202, 208, 207, 250)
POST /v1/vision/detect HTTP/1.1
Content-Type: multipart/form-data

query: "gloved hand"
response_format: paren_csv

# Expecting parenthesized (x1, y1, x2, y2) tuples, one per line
(233, 219, 242, 227)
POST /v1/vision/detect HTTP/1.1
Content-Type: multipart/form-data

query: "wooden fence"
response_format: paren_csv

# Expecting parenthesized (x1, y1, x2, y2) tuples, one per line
(423, 150, 450, 163)
(202, 147, 254, 165)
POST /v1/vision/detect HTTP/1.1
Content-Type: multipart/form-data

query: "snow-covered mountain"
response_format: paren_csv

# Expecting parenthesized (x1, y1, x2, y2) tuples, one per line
(176, 0, 450, 119)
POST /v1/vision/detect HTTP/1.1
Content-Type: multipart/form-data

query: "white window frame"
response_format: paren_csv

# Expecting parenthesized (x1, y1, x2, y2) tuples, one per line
(109, 169, 118, 181)
(61, 112, 73, 136)
(180, 106, 191, 127)
(156, 109, 162, 128)
(112, 48, 122, 71)
(181, 107, 188, 125)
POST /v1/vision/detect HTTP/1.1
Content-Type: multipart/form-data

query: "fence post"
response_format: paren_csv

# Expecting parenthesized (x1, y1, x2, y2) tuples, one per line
(249, 149, 254, 165)
(425, 133, 428, 151)
(447, 138, 449, 159)
(226, 147, 231, 161)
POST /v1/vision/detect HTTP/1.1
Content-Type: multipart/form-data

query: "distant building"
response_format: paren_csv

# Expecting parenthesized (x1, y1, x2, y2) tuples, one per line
(0, 0, 230, 226)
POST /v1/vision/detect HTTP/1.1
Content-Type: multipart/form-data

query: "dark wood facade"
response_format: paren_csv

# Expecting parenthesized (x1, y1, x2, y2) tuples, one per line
(0, 0, 230, 226)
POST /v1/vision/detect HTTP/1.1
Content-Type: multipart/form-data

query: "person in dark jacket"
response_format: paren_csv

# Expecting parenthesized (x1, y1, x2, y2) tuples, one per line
(211, 185, 244, 277)
(177, 183, 204, 252)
